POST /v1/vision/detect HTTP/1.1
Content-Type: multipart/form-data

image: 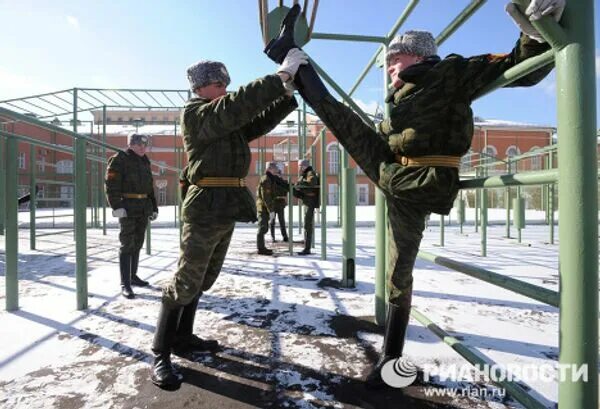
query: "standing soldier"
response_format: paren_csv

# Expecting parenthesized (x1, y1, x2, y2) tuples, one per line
(270, 163, 289, 243)
(256, 161, 287, 255)
(264, 1, 559, 387)
(105, 133, 159, 299)
(151, 51, 306, 388)
(295, 159, 319, 256)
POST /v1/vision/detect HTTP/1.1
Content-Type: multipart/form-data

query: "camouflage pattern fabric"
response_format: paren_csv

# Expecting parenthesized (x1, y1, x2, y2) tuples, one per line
(270, 206, 287, 239)
(180, 74, 297, 224)
(257, 208, 270, 236)
(118, 216, 148, 254)
(162, 221, 234, 307)
(105, 149, 158, 218)
(295, 167, 320, 208)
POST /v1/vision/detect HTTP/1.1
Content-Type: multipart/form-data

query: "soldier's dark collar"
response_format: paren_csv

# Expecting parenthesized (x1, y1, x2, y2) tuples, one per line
(385, 55, 441, 103)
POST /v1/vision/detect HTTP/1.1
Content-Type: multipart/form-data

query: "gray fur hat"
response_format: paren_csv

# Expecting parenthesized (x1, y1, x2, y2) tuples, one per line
(387, 30, 437, 61)
(266, 161, 279, 172)
(186, 60, 231, 91)
(127, 133, 149, 146)
(298, 159, 310, 169)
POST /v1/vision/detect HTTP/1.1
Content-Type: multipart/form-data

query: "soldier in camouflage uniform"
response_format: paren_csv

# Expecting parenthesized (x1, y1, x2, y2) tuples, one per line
(256, 161, 289, 255)
(264, 1, 560, 387)
(270, 163, 289, 243)
(151, 51, 308, 388)
(295, 159, 320, 256)
(105, 133, 158, 299)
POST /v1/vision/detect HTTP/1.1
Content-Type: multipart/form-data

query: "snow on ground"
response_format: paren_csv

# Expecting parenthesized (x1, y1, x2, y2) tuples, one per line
(0, 206, 591, 408)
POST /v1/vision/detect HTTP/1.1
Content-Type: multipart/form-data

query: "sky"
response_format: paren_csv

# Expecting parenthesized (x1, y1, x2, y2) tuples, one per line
(0, 0, 599, 127)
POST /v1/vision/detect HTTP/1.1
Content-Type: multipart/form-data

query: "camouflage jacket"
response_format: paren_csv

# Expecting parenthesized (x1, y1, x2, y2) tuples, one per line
(377, 33, 552, 215)
(181, 74, 297, 223)
(105, 149, 157, 218)
(272, 175, 289, 212)
(179, 165, 191, 201)
(296, 167, 320, 208)
(256, 172, 289, 213)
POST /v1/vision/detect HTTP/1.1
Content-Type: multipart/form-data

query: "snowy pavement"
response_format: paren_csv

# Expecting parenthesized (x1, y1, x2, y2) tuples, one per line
(0, 207, 592, 408)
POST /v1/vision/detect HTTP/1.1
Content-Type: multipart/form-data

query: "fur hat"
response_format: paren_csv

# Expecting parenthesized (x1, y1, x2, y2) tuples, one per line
(186, 60, 231, 91)
(127, 133, 149, 146)
(298, 159, 310, 169)
(387, 30, 437, 61)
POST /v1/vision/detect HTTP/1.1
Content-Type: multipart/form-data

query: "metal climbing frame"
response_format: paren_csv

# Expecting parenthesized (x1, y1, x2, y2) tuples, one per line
(260, 1, 597, 407)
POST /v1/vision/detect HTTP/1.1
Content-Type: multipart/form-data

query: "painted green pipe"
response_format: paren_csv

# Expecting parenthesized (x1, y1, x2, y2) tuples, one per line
(287, 135, 293, 255)
(319, 129, 327, 260)
(145, 222, 151, 255)
(439, 215, 444, 247)
(555, 1, 598, 406)
(0, 134, 4, 236)
(460, 169, 558, 189)
(173, 121, 178, 228)
(29, 145, 36, 250)
(418, 250, 559, 307)
(102, 106, 107, 236)
(481, 188, 487, 257)
(5, 136, 18, 311)
(342, 164, 356, 288)
(411, 308, 547, 409)
(311, 32, 387, 43)
(73, 89, 88, 311)
(311, 144, 316, 250)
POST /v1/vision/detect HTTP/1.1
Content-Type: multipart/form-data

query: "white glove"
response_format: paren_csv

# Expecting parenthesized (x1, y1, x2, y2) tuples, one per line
(112, 208, 127, 218)
(277, 48, 308, 79)
(149, 211, 158, 221)
(506, 3, 545, 43)
(525, 0, 565, 21)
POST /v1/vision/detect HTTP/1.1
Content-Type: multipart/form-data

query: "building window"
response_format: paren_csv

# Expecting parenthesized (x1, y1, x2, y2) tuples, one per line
(37, 156, 46, 173)
(328, 184, 339, 205)
(56, 159, 74, 174)
(18, 152, 26, 169)
(158, 186, 167, 206)
(529, 146, 542, 170)
(506, 145, 520, 160)
(37, 185, 45, 198)
(357, 184, 369, 205)
(481, 145, 497, 163)
(327, 143, 340, 175)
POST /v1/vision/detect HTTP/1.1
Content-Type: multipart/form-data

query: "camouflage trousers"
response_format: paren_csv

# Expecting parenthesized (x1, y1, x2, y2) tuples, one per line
(270, 206, 287, 239)
(119, 216, 148, 254)
(257, 208, 270, 236)
(162, 221, 235, 307)
(303, 205, 315, 249)
(313, 95, 429, 306)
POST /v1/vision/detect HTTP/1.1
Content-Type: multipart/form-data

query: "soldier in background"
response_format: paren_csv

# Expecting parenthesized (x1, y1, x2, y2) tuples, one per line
(264, 0, 559, 387)
(151, 51, 306, 388)
(270, 162, 289, 243)
(105, 133, 158, 299)
(256, 161, 288, 255)
(295, 159, 319, 256)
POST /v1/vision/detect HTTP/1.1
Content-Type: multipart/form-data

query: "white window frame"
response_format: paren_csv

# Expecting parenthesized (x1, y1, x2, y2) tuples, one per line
(328, 184, 339, 205)
(357, 184, 369, 205)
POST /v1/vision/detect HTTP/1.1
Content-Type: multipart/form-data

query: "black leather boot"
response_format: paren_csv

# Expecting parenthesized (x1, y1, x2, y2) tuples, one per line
(297, 229, 312, 255)
(151, 301, 184, 388)
(131, 250, 149, 287)
(119, 253, 135, 299)
(257, 234, 273, 255)
(365, 301, 412, 389)
(172, 293, 220, 357)
(264, 3, 301, 64)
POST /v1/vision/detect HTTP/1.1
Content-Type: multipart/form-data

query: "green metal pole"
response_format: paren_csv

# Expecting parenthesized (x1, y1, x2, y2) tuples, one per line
(0, 133, 4, 235)
(439, 215, 444, 246)
(311, 144, 316, 249)
(459, 191, 464, 234)
(556, 1, 598, 407)
(517, 186, 522, 244)
(102, 106, 107, 236)
(375, 46, 389, 326)
(73, 89, 88, 310)
(341, 156, 356, 288)
(474, 168, 479, 232)
(287, 138, 294, 255)
(505, 160, 511, 238)
(297, 109, 303, 235)
(481, 189, 488, 257)
(146, 221, 151, 255)
(5, 136, 18, 311)
(29, 145, 36, 250)
(320, 129, 327, 260)
(174, 122, 179, 228)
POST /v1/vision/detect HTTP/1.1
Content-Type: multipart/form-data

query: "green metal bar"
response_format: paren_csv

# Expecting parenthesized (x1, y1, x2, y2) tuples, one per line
(0, 130, 73, 154)
(460, 169, 558, 189)
(375, 48, 390, 326)
(308, 57, 374, 128)
(481, 188, 487, 257)
(418, 250, 559, 307)
(505, 161, 511, 238)
(512, 0, 569, 50)
(320, 129, 327, 260)
(556, 1, 598, 406)
(287, 137, 293, 255)
(411, 308, 547, 409)
(459, 191, 464, 234)
(102, 106, 107, 236)
(474, 169, 479, 233)
(434, 0, 486, 45)
(145, 221, 151, 255)
(347, 0, 420, 97)
(5, 136, 18, 311)
(29, 145, 36, 250)
(73, 89, 88, 311)
(311, 32, 386, 43)
(0, 132, 4, 235)
(311, 144, 316, 250)
(341, 162, 356, 288)
(174, 121, 178, 228)
(517, 187, 522, 244)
